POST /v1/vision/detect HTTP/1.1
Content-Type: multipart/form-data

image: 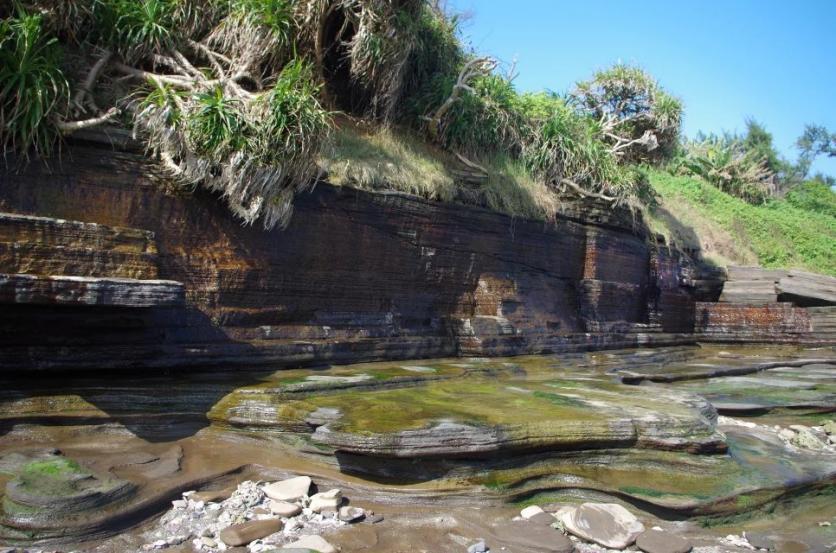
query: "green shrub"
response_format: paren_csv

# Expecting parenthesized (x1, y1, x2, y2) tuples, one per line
(0, 7, 69, 158)
(572, 64, 682, 163)
(784, 179, 836, 217)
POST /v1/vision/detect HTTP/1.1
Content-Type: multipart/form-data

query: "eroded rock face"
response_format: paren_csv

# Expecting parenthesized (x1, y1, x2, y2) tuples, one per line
(0, 273, 184, 307)
(0, 143, 717, 373)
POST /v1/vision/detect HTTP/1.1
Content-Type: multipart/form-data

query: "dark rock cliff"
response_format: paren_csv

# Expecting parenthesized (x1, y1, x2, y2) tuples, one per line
(0, 142, 721, 372)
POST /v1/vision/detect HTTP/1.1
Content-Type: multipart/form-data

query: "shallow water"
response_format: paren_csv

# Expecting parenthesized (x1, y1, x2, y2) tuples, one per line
(0, 344, 834, 551)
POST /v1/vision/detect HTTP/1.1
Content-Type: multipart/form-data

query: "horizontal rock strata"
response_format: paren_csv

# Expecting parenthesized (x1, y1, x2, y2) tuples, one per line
(0, 273, 184, 307)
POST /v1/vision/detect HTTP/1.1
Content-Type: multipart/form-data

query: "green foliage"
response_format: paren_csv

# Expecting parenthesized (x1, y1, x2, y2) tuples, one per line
(93, 0, 180, 60)
(0, 6, 69, 158)
(796, 124, 836, 177)
(648, 169, 836, 275)
(186, 86, 250, 156)
(435, 72, 525, 156)
(520, 93, 630, 195)
(572, 64, 683, 163)
(209, 0, 293, 69)
(136, 58, 330, 229)
(784, 178, 836, 217)
(253, 59, 331, 170)
(672, 133, 775, 204)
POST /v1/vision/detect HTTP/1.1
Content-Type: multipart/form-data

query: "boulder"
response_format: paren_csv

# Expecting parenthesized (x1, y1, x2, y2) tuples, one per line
(270, 500, 302, 517)
(282, 535, 338, 553)
(264, 476, 312, 502)
(520, 505, 546, 520)
(636, 529, 692, 553)
(492, 521, 574, 553)
(309, 489, 342, 513)
(556, 503, 644, 549)
(220, 518, 283, 546)
(822, 420, 836, 435)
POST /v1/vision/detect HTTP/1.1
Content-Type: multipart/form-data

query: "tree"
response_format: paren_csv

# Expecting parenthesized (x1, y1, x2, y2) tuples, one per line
(571, 64, 682, 164)
(796, 124, 836, 178)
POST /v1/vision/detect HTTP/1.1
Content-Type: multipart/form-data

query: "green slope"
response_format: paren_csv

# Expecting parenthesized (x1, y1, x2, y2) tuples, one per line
(646, 170, 836, 275)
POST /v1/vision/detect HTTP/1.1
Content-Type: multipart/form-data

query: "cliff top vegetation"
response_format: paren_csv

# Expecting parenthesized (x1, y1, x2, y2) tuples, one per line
(1, 0, 833, 274)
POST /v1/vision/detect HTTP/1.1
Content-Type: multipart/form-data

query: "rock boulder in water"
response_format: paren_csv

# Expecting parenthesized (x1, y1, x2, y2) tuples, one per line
(556, 503, 645, 549)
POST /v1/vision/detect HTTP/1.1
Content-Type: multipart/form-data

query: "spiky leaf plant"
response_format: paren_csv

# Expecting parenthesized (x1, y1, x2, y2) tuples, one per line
(0, 8, 69, 158)
(572, 64, 682, 164)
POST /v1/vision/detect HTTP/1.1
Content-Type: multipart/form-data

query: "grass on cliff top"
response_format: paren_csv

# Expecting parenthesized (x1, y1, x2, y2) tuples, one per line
(645, 169, 836, 275)
(320, 123, 560, 221)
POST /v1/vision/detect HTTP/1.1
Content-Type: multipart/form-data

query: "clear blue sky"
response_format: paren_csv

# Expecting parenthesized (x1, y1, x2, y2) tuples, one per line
(445, 0, 836, 176)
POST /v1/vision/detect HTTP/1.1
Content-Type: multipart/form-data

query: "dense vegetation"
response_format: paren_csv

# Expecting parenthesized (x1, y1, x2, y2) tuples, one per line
(1, 0, 833, 275)
(0, 0, 679, 227)
(647, 171, 835, 275)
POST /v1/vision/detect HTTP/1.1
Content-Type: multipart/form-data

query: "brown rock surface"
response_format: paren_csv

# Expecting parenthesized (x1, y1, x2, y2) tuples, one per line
(636, 529, 692, 553)
(220, 518, 283, 546)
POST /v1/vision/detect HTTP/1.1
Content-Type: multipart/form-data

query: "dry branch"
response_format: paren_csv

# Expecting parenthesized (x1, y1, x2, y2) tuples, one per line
(56, 107, 121, 133)
(426, 56, 497, 141)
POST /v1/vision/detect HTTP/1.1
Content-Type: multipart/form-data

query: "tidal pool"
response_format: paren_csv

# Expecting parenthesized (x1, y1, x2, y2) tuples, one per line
(0, 344, 833, 550)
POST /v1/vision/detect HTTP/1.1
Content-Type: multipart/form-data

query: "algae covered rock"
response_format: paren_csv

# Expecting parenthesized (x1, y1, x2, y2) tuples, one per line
(1, 453, 135, 526)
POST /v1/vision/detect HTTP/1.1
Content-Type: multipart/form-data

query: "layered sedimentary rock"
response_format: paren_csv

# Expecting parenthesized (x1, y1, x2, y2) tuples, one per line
(0, 273, 184, 307)
(0, 142, 724, 372)
(695, 302, 815, 342)
(1, 139, 832, 373)
(721, 266, 836, 306)
(1, 344, 833, 546)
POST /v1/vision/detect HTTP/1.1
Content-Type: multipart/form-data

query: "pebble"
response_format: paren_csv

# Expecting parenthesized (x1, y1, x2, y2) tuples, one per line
(219, 518, 283, 546)
(269, 499, 302, 517)
(467, 538, 488, 553)
(338, 505, 366, 522)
